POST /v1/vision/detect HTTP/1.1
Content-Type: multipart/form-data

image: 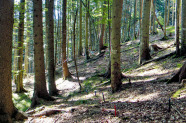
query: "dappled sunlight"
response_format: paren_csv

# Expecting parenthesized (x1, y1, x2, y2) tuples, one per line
(118, 92, 160, 102)
(55, 78, 79, 93)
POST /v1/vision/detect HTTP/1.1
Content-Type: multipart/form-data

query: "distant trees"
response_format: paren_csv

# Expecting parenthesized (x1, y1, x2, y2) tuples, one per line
(111, 0, 123, 92)
(0, 0, 27, 122)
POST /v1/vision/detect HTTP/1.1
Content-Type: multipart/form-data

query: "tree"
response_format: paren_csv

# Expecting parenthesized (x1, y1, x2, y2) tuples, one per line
(0, 0, 27, 122)
(85, 0, 90, 60)
(15, 0, 27, 93)
(133, 0, 137, 39)
(181, 0, 186, 56)
(139, 0, 152, 64)
(99, 0, 106, 51)
(175, 0, 180, 56)
(32, 0, 54, 107)
(62, 0, 71, 79)
(24, 0, 31, 77)
(46, 0, 58, 95)
(163, 0, 168, 39)
(78, 0, 83, 56)
(111, 0, 123, 92)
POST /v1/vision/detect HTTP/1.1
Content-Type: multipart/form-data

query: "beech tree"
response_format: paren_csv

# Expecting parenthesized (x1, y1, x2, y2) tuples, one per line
(0, 0, 27, 122)
(111, 0, 123, 92)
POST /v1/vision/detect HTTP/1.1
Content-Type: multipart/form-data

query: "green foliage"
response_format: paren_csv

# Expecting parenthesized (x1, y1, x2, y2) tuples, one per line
(12, 93, 31, 112)
(177, 63, 182, 68)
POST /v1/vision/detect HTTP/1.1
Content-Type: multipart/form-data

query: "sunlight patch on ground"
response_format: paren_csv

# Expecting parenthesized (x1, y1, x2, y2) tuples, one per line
(117, 92, 159, 102)
(56, 78, 79, 92)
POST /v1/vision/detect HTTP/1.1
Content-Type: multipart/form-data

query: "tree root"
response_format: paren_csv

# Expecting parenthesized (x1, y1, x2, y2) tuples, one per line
(142, 51, 176, 65)
(167, 62, 186, 84)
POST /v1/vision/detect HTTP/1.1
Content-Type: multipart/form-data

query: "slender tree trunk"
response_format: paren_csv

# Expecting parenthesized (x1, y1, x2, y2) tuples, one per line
(139, 0, 143, 41)
(32, 0, 54, 103)
(0, 1, 27, 122)
(152, 0, 156, 34)
(24, 0, 31, 77)
(111, 0, 123, 92)
(172, 0, 175, 26)
(181, 0, 186, 56)
(133, 0, 137, 39)
(99, 1, 106, 51)
(175, 0, 180, 56)
(163, 0, 168, 38)
(47, 0, 58, 95)
(85, 0, 90, 60)
(45, 0, 49, 70)
(167, 0, 170, 26)
(16, 0, 27, 93)
(139, 0, 152, 64)
(78, 0, 83, 56)
(62, 0, 71, 79)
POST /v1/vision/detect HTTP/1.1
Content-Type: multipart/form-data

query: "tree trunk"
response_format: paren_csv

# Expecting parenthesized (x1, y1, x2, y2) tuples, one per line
(133, 0, 137, 39)
(62, 0, 71, 79)
(139, 0, 143, 41)
(47, 0, 58, 96)
(78, 0, 83, 56)
(16, 0, 27, 93)
(85, 0, 90, 60)
(0, 1, 27, 122)
(172, 0, 175, 26)
(163, 0, 168, 38)
(152, 0, 157, 34)
(32, 0, 54, 104)
(175, 0, 181, 56)
(167, 0, 170, 26)
(139, 0, 152, 64)
(24, 0, 31, 78)
(99, 1, 106, 51)
(111, 0, 123, 92)
(180, 0, 186, 56)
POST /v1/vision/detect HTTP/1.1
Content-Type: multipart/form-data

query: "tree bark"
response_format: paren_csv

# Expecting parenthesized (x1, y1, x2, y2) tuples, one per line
(78, 0, 83, 56)
(175, 0, 181, 56)
(62, 0, 71, 79)
(32, 0, 54, 104)
(85, 0, 90, 60)
(180, 0, 186, 56)
(16, 0, 27, 93)
(111, 0, 123, 92)
(139, 0, 152, 64)
(0, 1, 27, 122)
(47, 0, 58, 96)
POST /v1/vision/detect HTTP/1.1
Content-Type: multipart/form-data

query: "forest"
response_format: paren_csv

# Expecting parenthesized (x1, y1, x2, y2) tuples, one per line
(0, 0, 186, 122)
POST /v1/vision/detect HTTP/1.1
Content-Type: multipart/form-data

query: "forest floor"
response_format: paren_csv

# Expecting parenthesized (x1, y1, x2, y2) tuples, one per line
(13, 32, 186, 123)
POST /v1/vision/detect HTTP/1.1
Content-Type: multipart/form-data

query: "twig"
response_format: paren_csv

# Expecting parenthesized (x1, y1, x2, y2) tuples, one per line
(172, 106, 185, 119)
